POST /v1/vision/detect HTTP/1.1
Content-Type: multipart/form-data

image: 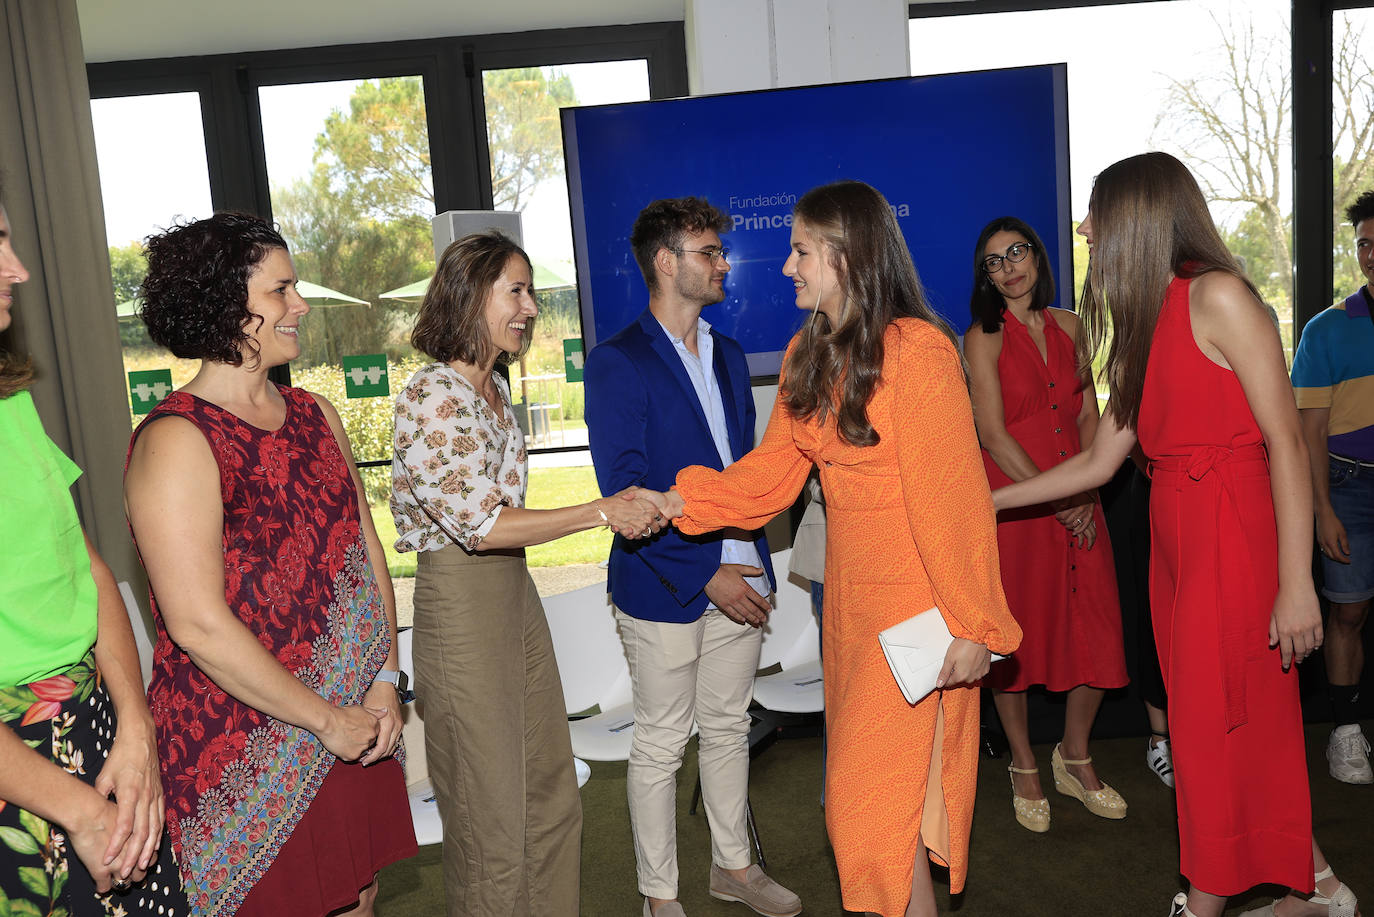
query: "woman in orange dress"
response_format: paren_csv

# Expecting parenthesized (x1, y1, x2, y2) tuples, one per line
(657, 180, 1021, 917)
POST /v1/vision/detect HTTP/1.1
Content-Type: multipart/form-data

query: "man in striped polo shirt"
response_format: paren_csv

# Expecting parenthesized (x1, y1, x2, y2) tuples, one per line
(1291, 188, 1374, 785)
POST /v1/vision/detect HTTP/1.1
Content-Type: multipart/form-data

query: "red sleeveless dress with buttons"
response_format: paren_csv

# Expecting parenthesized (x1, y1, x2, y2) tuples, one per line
(1138, 274, 1312, 896)
(981, 308, 1127, 692)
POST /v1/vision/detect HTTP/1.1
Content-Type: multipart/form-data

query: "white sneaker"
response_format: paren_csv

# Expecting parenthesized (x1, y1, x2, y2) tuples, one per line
(1327, 724, 1373, 785)
(1146, 737, 1175, 788)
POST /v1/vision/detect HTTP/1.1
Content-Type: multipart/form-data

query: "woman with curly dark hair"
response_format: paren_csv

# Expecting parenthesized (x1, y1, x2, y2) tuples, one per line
(124, 212, 416, 916)
(964, 216, 1128, 834)
(655, 180, 1021, 917)
(1, 179, 186, 913)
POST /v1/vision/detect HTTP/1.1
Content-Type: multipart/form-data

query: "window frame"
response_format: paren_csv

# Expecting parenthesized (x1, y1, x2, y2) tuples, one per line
(87, 22, 687, 457)
(908, 0, 1374, 343)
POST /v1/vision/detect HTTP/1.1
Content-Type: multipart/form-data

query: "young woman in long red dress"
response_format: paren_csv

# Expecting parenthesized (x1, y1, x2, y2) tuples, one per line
(991, 153, 1358, 917)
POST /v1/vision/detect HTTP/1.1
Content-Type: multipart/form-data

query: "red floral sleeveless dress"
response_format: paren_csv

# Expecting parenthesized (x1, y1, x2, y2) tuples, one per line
(128, 386, 415, 916)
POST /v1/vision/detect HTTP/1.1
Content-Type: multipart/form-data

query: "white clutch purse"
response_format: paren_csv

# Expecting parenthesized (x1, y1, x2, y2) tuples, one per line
(878, 606, 1007, 705)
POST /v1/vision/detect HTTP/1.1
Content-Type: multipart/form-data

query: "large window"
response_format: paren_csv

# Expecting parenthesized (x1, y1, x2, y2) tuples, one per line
(90, 91, 213, 412)
(88, 26, 685, 611)
(911, 0, 1296, 356)
(1332, 6, 1374, 302)
(477, 61, 651, 572)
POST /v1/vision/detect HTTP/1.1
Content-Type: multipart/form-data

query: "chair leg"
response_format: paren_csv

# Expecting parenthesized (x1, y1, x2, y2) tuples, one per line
(746, 796, 766, 870)
(691, 781, 766, 869)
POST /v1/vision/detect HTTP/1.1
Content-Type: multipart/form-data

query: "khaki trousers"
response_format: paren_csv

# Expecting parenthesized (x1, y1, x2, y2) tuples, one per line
(615, 607, 762, 899)
(414, 546, 582, 916)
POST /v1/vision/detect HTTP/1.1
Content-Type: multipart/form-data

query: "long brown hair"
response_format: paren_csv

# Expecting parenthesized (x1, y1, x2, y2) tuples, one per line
(0, 174, 34, 398)
(0, 352, 33, 398)
(1081, 152, 1260, 430)
(780, 180, 958, 446)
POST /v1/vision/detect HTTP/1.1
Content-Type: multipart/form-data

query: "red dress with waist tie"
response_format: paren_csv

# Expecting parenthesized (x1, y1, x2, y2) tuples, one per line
(1138, 274, 1312, 896)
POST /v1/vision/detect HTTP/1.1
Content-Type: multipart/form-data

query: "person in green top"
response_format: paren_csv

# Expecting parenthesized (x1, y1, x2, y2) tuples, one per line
(0, 180, 186, 912)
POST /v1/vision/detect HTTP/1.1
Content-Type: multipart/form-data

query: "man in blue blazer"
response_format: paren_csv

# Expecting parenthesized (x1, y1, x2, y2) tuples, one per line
(585, 198, 800, 917)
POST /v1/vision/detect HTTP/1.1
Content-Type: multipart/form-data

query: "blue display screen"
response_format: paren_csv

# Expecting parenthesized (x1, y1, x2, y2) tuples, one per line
(563, 65, 1070, 377)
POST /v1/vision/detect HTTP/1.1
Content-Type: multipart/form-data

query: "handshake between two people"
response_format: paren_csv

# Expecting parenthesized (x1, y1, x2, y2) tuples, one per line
(599, 488, 769, 629)
(597, 487, 688, 540)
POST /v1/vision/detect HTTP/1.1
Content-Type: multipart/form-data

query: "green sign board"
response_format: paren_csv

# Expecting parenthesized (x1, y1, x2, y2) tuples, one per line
(563, 338, 584, 383)
(128, 369, 173, 415)
(342, 354, 389, 399)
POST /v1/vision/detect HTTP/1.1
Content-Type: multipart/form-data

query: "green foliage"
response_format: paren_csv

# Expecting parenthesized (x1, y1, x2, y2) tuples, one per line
(1222, 205, 1295, 358)
(270, 77, 436, 369)
(109, 241, 156, 349)
(291, 357, 427, 503)
(1333, 153, 1371, 301)
(482, 68, 578, 211)
(17, 866, 47, 898)
(0, 827, 39, 856)
(316, 77, 434, 222)
(524, 465, 613, 567)
(109, 241, 146, 303)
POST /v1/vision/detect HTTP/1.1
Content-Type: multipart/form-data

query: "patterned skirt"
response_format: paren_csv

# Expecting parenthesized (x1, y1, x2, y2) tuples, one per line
(1, 651, 188, 917)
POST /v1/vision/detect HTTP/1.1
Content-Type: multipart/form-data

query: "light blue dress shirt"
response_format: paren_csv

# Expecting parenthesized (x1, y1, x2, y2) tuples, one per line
(656, 316, 770, 600)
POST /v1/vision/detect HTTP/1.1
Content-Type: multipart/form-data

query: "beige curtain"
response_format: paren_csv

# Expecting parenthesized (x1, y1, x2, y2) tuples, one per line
(0, 0, 143, 589)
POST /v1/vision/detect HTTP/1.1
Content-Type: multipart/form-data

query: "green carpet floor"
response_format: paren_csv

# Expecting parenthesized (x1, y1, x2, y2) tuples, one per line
(375, 721, 1374, 915)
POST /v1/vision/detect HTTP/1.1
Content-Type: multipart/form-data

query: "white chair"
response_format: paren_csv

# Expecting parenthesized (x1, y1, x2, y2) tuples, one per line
(752, 550, 824, 715)
(395, 627, 442, 846)
(398, 617, 589, 849)
(117, 581, 156, 689)
(543, 580, 639, 762)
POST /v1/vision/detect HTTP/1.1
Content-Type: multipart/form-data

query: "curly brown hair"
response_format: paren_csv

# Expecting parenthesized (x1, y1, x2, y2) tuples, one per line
(139, 212, 288, 365)
(410, 231, 534, 366)
(630, 197, 731, 294)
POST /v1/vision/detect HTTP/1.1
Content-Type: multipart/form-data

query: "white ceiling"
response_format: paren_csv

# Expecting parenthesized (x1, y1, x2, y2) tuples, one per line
(76, 0, 684, 63)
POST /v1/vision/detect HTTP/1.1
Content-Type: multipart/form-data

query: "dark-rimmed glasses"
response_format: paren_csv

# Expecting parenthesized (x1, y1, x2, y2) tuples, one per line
(981, 241, 1034, 274)
(672, 246, 730, 265)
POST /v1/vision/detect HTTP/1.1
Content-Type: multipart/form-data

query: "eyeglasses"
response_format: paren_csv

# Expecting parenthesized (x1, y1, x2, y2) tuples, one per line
(981, 241, 1034, 274)
(672, 246, 730, 265)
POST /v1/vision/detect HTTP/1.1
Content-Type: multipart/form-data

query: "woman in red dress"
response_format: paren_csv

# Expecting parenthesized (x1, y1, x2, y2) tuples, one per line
(124, 213, 417, 916)
(992, 153, 1357, 917)
(964, 216, 1128, 834)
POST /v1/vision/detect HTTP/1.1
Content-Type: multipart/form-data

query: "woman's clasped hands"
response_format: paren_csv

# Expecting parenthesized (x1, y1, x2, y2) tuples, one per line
(1053, 495, 1097, 549)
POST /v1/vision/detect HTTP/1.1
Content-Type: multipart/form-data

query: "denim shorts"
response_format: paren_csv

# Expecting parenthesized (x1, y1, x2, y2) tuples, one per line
(1321, 455, 1374, 603)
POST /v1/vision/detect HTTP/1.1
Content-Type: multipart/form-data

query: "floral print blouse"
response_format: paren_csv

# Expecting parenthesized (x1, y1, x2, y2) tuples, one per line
(391, 362, 528, 553)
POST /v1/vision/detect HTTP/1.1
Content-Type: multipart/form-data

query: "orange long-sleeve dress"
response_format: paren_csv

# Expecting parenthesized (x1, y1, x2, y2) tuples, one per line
(676, 319, 1021, 916)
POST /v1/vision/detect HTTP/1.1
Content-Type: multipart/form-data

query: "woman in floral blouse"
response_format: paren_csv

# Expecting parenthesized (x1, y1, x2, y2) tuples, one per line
(391, 231, 661, 915)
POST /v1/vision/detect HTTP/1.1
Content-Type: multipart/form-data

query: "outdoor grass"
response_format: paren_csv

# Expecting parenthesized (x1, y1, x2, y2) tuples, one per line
(372, 463, 610, 578)
(524, 464, 613, 567)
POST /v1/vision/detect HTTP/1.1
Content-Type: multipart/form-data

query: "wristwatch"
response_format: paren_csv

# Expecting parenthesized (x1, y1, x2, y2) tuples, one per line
(374, 668, 410, 696)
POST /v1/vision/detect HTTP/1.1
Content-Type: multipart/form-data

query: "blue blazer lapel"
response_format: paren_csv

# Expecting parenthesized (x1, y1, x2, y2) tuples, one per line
(712, 330, 744, 459)
(639, 310, 714, 443)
